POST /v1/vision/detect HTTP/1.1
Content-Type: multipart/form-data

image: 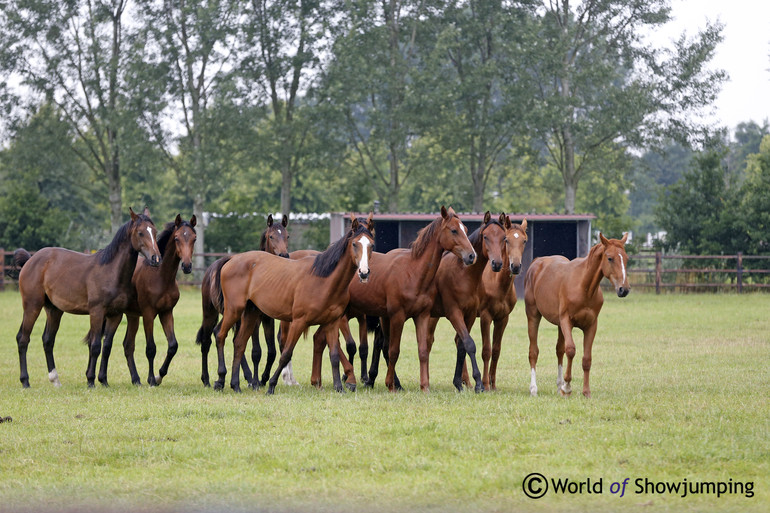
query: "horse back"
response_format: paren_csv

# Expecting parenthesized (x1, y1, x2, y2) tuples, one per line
(19, 247, 95, 314)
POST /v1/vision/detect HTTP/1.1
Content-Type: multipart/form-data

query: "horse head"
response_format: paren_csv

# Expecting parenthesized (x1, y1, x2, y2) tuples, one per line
(479, 211, 506, 272)
(438, 206, 476, 266)
(350, 213, 375, 283)
(264, 214, 290, 258)
(505, 217, 528, 275)
(173, 214, 197, 274)
(129, 207, 161, 267)
(599, 232, 630, 298)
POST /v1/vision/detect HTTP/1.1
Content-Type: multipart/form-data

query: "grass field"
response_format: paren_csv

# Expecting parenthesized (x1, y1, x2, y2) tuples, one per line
(0, 287, 768, 513)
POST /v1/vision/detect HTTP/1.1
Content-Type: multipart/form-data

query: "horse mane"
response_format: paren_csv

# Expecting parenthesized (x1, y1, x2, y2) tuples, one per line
(96, 216, 148, 265)
(410, 217, 443, 259)
(259, 229, 268, 251)
(468, 218, 502, 251)
(311, 223, 373, 278)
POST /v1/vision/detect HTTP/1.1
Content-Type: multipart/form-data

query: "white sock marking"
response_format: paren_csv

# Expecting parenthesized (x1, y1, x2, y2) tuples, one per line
(557, 364, 564, 387)
(529, 368, 537, 396)
(49, 369, 61, 387)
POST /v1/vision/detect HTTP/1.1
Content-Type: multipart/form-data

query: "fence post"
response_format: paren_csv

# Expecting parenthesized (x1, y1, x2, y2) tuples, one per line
(737, 252, 743, 293)
(0, 248, 4, 292)
(655, 251, 662, 295)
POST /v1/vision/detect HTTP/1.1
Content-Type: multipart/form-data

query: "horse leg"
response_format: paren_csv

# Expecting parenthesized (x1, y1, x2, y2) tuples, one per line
(155, 310, 179, 385)
(42, 306, 64, 387)
(480, 313, 493, 391)
(489, 315, 508, 391)
(334, 320, 357, 391)
(16, 298, 44, 388)
(230, 309, 259, 393)
(85, 311, 106, 388)
(324, 322, 345, 393)
(559, 317, 577, 397)
(98, 314, 122, 387)
(415, 314, 433, 392)
(357, 317, 369, 384)
(555, 326, 566, 391)
(339, 316, 357, 370)
(258, 317, 277, 388)
(311, 326, 325, 388)
(278, 320, 299, 386)
(122, 315, 142, 385)
(267, 321, 307, 395)
(142, 312, 158, 386)
(581, 322, 598, 398)
(240, 322, 258, 385)
(365, 323, 382, 388)
(447, 311, 483, 393)
(214, 306, 242, 391)
(384, 314, 406, 392)
(526, 307, 542, 396)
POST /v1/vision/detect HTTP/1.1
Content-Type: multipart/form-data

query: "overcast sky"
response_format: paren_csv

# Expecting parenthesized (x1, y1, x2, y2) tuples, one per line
(658, 0, 770, 130)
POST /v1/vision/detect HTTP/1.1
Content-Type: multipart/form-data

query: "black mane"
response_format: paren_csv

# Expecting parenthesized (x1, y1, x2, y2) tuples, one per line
(311, 223, 372, 278)
(468, 218, 503, 252)
(96, 215, 153, 265)
(157, 220, 196, 256)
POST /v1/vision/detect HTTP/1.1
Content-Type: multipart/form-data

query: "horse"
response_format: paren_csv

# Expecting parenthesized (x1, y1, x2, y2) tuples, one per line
(211, 213, 374, 393)
(525, 233, 630, 398)
(196, 214, 290, 388)
(119, 215, 197, 386)
(13, 207, 161, 388)
(475, 217, 528, 390)
(346, 206, 477, 392)
(426, 212, 507, 392)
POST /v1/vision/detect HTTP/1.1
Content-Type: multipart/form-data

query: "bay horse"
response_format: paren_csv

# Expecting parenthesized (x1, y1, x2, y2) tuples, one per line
(346, 206, 477, 392)
(119, 215, 197, 386)
(212, 214, 374, 393)
(196, 214, 290, 388)
(426, 212, 506, 392)
(525, 233, 630, 398)
(475, 217, 528, 390)
(13, 207, 161, 388)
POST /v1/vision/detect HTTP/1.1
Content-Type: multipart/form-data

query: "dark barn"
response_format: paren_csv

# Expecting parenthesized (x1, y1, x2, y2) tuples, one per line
(330, 211, 595, 297)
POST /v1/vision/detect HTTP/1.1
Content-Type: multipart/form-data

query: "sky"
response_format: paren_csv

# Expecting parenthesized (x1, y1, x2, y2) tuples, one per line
(657, 0, 770, 130)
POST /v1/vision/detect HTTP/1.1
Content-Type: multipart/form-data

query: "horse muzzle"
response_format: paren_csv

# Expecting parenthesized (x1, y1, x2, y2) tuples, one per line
(617, 286, 630, 298)
(463, 252, 476, 266)
(510, 263, 521, 275)
(150, 255, 161, 267)
(279, 252, 290, 259)
(491, 260, 503, 273)
(182, 262, 193, 274)
(358, 270, 370, 283)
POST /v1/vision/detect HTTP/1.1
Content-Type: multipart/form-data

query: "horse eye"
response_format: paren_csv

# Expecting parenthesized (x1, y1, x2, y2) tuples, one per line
(451, 229, 458, 235)
(608, 257, 614, 262)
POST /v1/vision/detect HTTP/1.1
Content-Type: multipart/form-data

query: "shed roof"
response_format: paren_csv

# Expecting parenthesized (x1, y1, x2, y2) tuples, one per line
(345, 212, 596, 222)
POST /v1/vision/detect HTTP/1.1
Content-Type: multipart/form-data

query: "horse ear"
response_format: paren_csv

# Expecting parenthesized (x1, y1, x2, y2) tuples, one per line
(143, 206, 151, 217)
(351, 216, 360, 232)
(498, 212, 506, 226)
(282, 214, 288, 227)
(189, 215, 197, 227)
(366, 212, 375, 231)
(503, 214, 512, 230)
(599, 232, 609, 246)
(520, 218, 527, 232)
(267, 214, 274, 227)
(483, 211, 491, 224)
(175, 214, 182, 227)
(129, 207, 138, 222)
(441, 206, 448, 219)
(620, 232, 629, 244)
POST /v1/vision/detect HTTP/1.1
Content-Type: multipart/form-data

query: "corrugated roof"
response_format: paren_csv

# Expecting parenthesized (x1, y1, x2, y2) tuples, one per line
(345, 212, 595, 222)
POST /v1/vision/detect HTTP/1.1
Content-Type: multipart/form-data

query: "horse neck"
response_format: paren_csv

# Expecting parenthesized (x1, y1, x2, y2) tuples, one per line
(411, 234, 447, 291)
(465, 235, 488, 282)
(157, 239, 181, 284)
(111, 240, 141, 287)
(580, 244, 605, 296)
(323, 242, 359, 298)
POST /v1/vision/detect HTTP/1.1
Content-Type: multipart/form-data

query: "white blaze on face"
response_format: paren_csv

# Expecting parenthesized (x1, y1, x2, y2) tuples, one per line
(358, 236, 371, 275)
(278, 229, 281, 234)
(147, 226, 157, 253)
(619, 253, 626, 283)
(458, 221, 477, 260)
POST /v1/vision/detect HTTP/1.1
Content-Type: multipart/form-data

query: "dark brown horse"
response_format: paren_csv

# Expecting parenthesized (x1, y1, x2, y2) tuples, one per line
(197, 214, 289, 388)
(212, 214, 374, 393)
(120, 215, 197, 386)
(426, 212, 507, 392)
(346, 206, 477, 392)
(525, 233, 630, 398)
(13, 208, 161, 388)
(475, 217, 528, 390)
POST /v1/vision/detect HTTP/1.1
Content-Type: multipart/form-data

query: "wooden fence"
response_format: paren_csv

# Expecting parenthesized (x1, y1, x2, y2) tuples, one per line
(3, 249, 770, 293)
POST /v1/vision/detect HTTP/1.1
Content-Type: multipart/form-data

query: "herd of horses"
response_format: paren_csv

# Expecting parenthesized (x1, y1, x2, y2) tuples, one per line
(10, 206, 631, 398)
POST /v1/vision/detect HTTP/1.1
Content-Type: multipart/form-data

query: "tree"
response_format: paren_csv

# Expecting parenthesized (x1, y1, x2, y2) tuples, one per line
(741, 135, 770, 254)
(135, 0, 243, 268)
(0, 0, 138, 232)
(526, 0, 726, 214)
(240, 0, 330, 215)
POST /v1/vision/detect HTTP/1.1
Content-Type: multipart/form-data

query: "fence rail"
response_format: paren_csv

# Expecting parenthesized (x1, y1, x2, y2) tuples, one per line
(3, 249, 770, 293)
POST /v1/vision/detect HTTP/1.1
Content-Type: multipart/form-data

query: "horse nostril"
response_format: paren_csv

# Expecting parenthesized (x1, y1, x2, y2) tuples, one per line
(511, 265, 521, 275)
(281, 253, 290, 259)
(618, 287, 629, 298)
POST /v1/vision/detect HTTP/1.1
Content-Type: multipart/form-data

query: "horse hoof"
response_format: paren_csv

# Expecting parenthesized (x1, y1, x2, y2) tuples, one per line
(87, 381, 95, 389)
(213, 381, 224, 391)
(267, 385, 276, 395)
(530, 386, 538, 397)
(558, 384, 572, 397)
(21, 381, 30, 389)
(249, 381, 260, 391)
(154, 376, 163, 386)
(132, 380, 142, 387)
(335, 385, 345, 393)
(49, 370, 62, 387)
(100, 381, 109, 388)
(232, 385, 242, 394)
(475, 384, 484, 393)
(345, 382, 356, 392)
(583, 390, 591, 398)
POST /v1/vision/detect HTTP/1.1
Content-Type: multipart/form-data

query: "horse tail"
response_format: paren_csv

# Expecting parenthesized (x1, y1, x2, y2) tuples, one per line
(365, 315, 381, 333)
(209, 256, 231, 315)
(6, 248, 32, 279)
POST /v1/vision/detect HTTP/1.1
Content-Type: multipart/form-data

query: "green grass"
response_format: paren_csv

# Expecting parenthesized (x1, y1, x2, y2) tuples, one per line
(0, 288, 768, 512)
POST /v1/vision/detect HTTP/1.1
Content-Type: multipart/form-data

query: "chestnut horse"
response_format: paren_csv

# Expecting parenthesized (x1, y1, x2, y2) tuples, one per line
(196, 214, 290, 388)
(13, 208, 161, 388)
(212, 214, 374, 393)
(475, 217, 528, 390)
(525, 233, 630, 398)
(120, 215, 197, 386)
(426, 212, 506, 392)
(347, 206, 477, 392)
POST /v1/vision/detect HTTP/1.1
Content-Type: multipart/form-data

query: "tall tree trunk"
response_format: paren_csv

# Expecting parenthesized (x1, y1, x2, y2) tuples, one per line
(281, 159, 292, 216)
(193, 194, 205, 275)
(107, 158, 122, 233)
(562, 124, 577, 214)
